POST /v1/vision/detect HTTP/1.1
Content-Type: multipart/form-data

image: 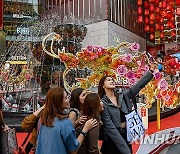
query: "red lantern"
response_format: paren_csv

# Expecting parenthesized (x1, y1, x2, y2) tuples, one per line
(160, 32, 164, 38)
(176, 8, 180, 16)
(144, 1, 149, 8)
(160, 18, 164, 23)
(145, 17, 150, 24)
(155, 0, 159, 5)
(144, 9, 149, 16)
(170, 16, 175, 21)
(150, 34, 155, 40)
(171, 7, 175, 12)
(138, 0, 143, 6)
(161, 10, 167, 17)
(150, 27, 155, 32)
(138, 7, 142, 14)
(155, 16, 160, 21)
(150, 14, 155, 20)
(176, 0, 180, 6)
(149, 0, 154, 3)
(150, 20, 154, 25)
(162, 0, 167, 8)
(138, 16, 143, 23)
(149, 4, 155, 12)
(167, 4, 172, 10)
(167, 21, 173, 28)
(160, 25, 164, 31)
(159, 2, 162, 7)
(167, 12, 172, 19)
(155, 7, 160, 13)
(145, 25, 150, 32)
(171, 24, 175, 29)
(155, 23, 160, 30)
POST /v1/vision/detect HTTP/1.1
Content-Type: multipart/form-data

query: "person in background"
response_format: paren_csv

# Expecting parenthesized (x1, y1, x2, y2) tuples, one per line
(21, 105, 45, 153)
(76, 93, 102, 154)
(36, 87, 97, 154)
(69, 88, 88, 127)
(98, 63, 156, 154)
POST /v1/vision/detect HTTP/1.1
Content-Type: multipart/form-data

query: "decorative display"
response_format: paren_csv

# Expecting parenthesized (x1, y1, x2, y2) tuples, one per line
(42, 32, 180, 109)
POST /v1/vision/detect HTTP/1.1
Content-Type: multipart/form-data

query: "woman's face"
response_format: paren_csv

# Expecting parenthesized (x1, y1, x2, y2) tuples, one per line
(103, 77, 115, 89)
(61, 91, 70, 110)
(79, 90, 87, 104)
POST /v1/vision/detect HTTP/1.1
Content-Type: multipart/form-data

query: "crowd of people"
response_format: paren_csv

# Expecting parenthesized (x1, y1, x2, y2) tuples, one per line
(0, 62, 156, 154)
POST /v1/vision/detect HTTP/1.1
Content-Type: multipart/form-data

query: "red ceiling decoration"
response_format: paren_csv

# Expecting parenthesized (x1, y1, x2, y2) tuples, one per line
(137, 0, 180, 44)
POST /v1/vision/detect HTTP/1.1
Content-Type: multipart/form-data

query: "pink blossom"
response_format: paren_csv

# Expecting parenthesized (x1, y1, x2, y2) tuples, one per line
(153, 71, 161, 80)
(143, 65, 150, 73)
(126, 70, 135, 79)
(122, 54, 133, 62)
(128, 78, 137, 85)
(158, 79, 168, 91)
(85, 45, 94, 52)
(117, 65, 127, 76)
(130, 42, 140, 52)
(163, 94, 170, 101)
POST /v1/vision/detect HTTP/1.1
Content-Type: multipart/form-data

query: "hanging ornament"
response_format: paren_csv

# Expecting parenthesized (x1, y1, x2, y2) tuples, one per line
(144, 1, 149, 8)
(149, 0, 155, 3)
(138, 16, 143, 23)
(150, 27, 155, 32)
(138, 0, 143, 6)
(162, 0, 167, 8)
(155, 7, 160, 13)
(145, 25, 150, 32)
(150, 14, 155, 20)
(176, 8, 180, 16)
(138, 7, 142, 14)
(145, 17, 150, 24)
(160, 24, 164, 31)
(150, 20, 154, 25)
(167, 3, 172, 10)
(176, 0, 180, 6)
(144, 9, 150, 16)
(155, 16, 161, 22)
(150, 34, 155, 40)
(155, 23, 161, 30)
(150, 4, 155, 12)
(160, 18, 164, 23)
(160, 32, 164, 38)
(155, 0, 159, 5)
(161, 10, 167, 17)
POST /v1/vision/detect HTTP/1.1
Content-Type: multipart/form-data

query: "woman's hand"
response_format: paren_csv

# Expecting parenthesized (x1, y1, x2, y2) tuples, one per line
(76, 115, 87, 125)
(82, 118, 98, 133)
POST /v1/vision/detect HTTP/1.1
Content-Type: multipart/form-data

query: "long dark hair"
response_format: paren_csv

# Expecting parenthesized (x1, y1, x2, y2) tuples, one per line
(69, 88, 84, 110)
(98, 76, 108, 98)
(41, 87, 68, 127)
(83, 93, 101, 119)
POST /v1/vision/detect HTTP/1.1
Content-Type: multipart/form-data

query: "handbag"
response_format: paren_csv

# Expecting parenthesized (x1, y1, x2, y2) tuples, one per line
(1, 127, 18, 154)
(124, 89, 145, 142)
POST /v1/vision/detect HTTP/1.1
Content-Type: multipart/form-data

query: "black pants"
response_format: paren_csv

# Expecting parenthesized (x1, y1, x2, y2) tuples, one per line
(101, 128, 132, 154)
(25, 142, 34, 154)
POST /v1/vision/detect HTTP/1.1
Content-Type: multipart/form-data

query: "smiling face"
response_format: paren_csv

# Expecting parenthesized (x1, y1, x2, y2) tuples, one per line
(61, 91, 70, 110)
(103, 77, 115, 89)
(79, 90, 88, 104)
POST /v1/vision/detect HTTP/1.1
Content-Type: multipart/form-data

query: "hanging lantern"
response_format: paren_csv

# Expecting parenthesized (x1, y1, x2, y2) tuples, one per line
(150, 14, 155, 20)
(176, 0, 180, 6)
(145, 17, 150, 24)
(171, 7, 175, 12)
(144, 9, 150, 16)
(155, 23, 161, 30)
(171, 30, 176, 37)
(149, 4, 155, 12)
(155, 16, 161, 21)
(155, 7, 160, 13)
(138, 16, 143, 23)
(167, 4, 172, 10)
(150, 27, 155, 32)
(150, 20, 154, 25)
(167, 12, 173, 19)
(138, 0, 143, 6)
(171, 24, 175, 29)
(138, 7, 142, 14)
(161, 10, 167, 17)
(160, 24, 164, 31)
(159, 2, 162, 7)
(160, 32, 164, 38)
(162, 0, 167, 8)
(145, 25, 150, 32)
(149, 0, 155, 3)
(150, 34, 155, 40)
(160, 18, 164, 23)
(144, 1, 149, 8)
(155, 0, 159, 5)
(176, 8, 180, 16)
(167, 21, 173, 28)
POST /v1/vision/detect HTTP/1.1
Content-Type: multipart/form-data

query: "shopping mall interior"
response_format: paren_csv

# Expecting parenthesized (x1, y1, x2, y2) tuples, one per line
(0, 0, 180, 154)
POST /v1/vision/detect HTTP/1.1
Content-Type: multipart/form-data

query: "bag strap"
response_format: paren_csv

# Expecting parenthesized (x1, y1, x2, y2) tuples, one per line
(21, 131, 32, 147)
(123, 88, 137, 113)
